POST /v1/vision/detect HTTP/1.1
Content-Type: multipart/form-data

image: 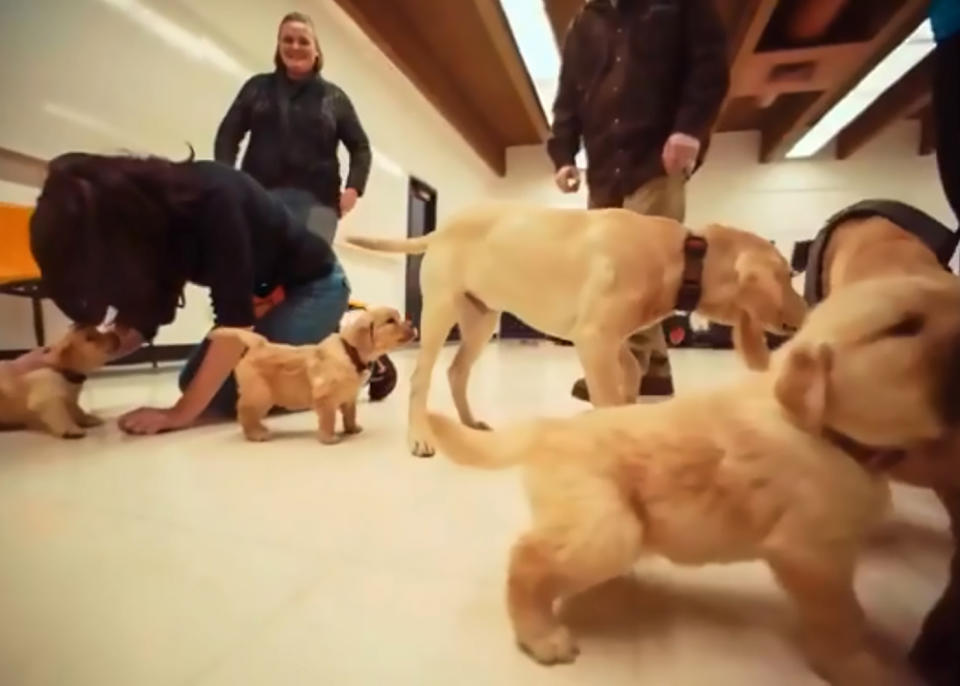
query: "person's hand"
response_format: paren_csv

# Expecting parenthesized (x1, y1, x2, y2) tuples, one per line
(119, 406, 194, 435)
(340, 188, 359, 215)
(554, 165, 581, 193)
(662, 133, 701, 177)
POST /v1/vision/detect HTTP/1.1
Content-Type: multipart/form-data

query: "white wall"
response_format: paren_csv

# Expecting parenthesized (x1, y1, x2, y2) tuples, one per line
(0, 0, 495, 351)
(491, 121, 958, 270)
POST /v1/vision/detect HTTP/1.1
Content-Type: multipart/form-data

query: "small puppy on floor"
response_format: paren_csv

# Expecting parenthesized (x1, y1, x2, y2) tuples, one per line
(212, 306, 416, 443)
(427, 275, 960, 686)
(0, 326, 119, 438)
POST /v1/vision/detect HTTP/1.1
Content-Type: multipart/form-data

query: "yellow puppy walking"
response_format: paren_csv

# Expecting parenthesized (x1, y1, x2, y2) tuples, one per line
(212, 306, 415, 444)
(427, 275, 960, 686)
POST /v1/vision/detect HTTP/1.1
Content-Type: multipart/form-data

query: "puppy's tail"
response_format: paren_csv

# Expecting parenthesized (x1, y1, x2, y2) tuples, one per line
(208, 327, 268, 349)
(426, 413, 537, 470)
(345, 234, 432, 255)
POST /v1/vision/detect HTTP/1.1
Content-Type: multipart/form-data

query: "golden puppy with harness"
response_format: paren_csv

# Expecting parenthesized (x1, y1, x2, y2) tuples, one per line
(798, 199, 960, 686)
(427, 274, 960, 686)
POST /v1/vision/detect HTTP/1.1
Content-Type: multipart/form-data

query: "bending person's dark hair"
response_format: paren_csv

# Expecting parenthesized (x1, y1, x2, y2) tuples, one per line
(30, 150, 198, 338)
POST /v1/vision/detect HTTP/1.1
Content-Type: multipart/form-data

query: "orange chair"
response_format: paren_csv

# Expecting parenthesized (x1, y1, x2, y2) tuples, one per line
(0, 202, 46, 346)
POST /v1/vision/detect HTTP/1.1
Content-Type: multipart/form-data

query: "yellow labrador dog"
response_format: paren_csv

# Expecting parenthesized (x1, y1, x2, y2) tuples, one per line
(347, 204, 805, 456)
(0, 326, 119, 438)
(426, 275, 960, 686)
(806, 208, 960, 685)
(211, 307, 416, 444)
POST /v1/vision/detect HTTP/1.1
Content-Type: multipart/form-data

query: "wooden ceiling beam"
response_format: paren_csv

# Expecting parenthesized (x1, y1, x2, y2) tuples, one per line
(835, 53, 932, 159)
(331, 0, 507, 176)
(710, 0, 777, 135)
(727, 0, 778, 68)
(759, 0, 929, 162)
(544, 0, 583, 47)
(469, 0, 550, 141)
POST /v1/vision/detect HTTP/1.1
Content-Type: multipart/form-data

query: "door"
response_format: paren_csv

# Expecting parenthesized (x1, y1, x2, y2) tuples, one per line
(405, 178, 458, 340)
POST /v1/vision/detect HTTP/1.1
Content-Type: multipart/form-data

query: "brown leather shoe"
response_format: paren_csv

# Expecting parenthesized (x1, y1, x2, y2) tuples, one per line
(570, 375, 674, 402)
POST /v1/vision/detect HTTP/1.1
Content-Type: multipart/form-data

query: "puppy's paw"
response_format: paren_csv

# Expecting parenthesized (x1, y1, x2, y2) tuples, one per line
(468, 420, 492, 431)
(61, 427, 86, 439)
(343, 424, 363, 435)
(518, 626, 580, 666)
(408, 431, 435, 458)
(243, 426, 273, 442)
(78, 413, 104, 428)
(319, 433, 342, 445)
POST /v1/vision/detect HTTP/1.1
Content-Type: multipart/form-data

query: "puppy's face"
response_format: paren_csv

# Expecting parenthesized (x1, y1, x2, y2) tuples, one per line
(728, 245, 807, 372)
(341, 306, 417, 360)
(735, 248, 807, 335)
(44, 325, 120, 373)
(774, 275, 960, 447)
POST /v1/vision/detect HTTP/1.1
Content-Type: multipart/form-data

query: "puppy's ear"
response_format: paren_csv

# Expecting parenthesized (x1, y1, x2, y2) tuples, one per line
(732, 309, 770, 371)
(341, 311, 376, 357)
(735, 252, 783, 324)
(774, 342, 832, 432)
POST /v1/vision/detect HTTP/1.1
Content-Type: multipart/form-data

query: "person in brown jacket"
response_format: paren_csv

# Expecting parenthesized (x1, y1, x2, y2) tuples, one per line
(548, 0, 729, 401)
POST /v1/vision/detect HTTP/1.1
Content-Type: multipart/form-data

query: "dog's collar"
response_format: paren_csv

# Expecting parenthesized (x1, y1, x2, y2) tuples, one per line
(675, 234, 708, 312)
(340, 339, 369, 375)
(54, 368, 87, 385)
(822, 427, 906, 472)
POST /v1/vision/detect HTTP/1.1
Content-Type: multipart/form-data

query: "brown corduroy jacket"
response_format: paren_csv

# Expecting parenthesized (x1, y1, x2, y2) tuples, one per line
(547, 0, 729, 207)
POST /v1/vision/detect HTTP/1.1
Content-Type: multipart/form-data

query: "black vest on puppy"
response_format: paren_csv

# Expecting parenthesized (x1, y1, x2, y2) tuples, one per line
(799, 199, 959, 306)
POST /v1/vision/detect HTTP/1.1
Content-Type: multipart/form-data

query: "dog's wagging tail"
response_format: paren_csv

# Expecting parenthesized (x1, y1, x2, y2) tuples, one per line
(426, 413, 536, 469)
(345, 235, 432, 254)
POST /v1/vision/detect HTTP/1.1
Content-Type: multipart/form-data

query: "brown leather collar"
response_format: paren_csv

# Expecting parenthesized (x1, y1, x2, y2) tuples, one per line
(675, 234, 708, 312)
(340, 339, 369, 375)
(54, 368, 87, 385)
(822, 427, 906, 472)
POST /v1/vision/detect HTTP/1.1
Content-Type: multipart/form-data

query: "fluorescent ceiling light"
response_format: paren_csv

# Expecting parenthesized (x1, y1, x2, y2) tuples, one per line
(786, 19, 935, 159)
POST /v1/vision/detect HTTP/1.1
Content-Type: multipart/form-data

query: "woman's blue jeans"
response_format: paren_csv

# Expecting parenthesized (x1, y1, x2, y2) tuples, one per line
(178, 261, 351, 416)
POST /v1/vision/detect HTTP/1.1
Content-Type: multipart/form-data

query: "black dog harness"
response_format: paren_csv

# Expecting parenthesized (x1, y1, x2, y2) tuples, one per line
(800, 199, 958, 306)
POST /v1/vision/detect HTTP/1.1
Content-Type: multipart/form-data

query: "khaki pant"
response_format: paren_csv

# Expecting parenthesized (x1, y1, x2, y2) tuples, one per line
(594, 174, 686, 380)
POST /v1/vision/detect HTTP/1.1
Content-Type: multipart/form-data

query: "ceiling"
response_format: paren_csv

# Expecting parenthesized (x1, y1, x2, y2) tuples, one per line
(333, 0, 934, 174)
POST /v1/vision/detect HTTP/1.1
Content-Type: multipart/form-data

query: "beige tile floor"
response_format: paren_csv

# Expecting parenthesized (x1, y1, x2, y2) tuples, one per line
(0, 342, 951, 685)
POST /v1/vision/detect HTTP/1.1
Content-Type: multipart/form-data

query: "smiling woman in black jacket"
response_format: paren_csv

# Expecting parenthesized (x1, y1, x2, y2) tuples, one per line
(214, 11, 371, 244)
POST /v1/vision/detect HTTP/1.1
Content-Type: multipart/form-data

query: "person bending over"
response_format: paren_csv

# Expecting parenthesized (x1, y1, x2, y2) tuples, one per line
(26, 151, 350, 435)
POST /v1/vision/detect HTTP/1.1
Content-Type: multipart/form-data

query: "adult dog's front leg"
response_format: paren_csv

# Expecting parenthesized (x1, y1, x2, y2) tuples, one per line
(408, 296, 457, 457)
(617, 343, 642, 404)
(575, 337, 625, 407)
(911, 488, 960, 686)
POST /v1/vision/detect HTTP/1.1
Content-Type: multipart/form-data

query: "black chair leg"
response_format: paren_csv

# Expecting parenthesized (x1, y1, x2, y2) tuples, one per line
(31, 296, 45, 347)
